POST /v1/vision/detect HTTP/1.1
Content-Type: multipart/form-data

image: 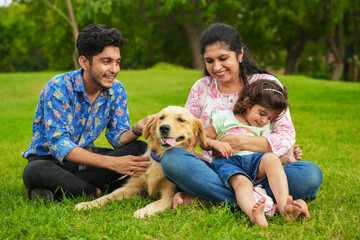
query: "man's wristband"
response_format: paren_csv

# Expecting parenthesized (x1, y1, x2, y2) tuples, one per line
(132, 125, 142, 137)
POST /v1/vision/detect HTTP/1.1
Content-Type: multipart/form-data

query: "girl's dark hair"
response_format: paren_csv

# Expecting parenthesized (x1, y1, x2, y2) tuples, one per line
(200, 23, 269, 85)
(76, 24, 128, 62)
(233, 80, 288, 119)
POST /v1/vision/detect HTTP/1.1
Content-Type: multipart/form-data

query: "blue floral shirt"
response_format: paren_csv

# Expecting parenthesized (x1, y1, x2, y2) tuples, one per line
(22, 68, 131, 161)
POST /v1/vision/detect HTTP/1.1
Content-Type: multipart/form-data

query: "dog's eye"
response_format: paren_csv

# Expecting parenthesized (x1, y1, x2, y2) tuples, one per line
(178, 117, 185, 122)
(159, 116, 164, 120)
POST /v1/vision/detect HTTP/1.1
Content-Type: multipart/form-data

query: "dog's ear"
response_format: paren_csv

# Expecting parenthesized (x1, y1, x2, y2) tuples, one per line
(143, 114, 158, 139)
(194, 118, 207, 147)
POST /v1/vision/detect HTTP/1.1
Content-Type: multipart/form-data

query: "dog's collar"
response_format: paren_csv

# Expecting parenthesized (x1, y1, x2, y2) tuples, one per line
(150, 150, 162, 163)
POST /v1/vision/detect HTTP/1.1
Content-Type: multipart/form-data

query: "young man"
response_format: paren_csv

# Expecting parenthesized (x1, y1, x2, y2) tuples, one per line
(22, 24, 151, 201)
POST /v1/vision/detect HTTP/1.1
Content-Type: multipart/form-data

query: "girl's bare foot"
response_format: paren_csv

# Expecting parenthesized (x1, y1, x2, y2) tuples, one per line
(282, 196, 301, 221)
(294, 199, 310, 221)
(251, 197, 268, 228)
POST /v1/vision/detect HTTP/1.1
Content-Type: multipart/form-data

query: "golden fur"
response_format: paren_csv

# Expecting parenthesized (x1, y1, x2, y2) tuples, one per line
(74, 106, 206, 218)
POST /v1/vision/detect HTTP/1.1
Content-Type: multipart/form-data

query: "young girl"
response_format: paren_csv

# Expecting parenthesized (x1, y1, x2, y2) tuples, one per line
(201, 79, 302, 228)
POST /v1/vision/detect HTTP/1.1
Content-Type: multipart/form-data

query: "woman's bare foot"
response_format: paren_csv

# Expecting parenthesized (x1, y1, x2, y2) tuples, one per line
(173, 192, 198, 208)
(280, 145, 303, 165)
(173, 192, 210, 208)
(251, 197, 268, 228)
(294, 199, 310, 221)
(282, 196, 301, 221)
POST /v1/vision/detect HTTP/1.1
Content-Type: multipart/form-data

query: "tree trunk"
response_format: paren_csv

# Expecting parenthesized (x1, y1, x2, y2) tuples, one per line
(65, 0, 80, 69)
(8, 57, 15, 72)
(169, 2, 203, 70)
(284, 38, 307, 75)
(182, 21, 203, 70)
(327, 24, 343, 81)
(331, 61, 344, 81)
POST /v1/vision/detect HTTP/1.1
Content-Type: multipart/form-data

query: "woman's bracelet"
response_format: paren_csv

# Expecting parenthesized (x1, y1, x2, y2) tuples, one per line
(132, 125, 142, 137)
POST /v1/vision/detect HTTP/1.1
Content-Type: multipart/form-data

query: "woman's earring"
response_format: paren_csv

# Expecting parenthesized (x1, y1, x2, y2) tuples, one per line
(239, 59, 243, 63)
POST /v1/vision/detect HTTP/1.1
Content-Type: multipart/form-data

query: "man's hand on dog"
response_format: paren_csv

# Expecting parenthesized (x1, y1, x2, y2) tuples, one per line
(134, 115, 154, 134)
(111, 155, 151, 177)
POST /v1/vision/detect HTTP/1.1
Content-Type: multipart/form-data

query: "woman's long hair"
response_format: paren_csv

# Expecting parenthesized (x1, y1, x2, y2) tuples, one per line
(200, 23, 269, 85)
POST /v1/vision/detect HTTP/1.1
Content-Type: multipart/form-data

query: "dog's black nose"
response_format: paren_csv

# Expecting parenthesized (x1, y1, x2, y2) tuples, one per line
(159, 124, 170, 135)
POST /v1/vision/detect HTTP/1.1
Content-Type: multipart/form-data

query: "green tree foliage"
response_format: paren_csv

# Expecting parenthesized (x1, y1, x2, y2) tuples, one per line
(237, 0, 328, 75)
(0, 3, 41, 71)
(1, 0, 360, 81)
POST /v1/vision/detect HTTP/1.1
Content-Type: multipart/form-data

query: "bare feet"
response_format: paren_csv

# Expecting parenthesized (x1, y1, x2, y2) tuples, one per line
(292, 145, 303, 161)
(173, 192, 209, 208)
(173, 192, 189, 208)
(251, 197, 268, 228)
(282, 196, 301, 221)
(280, 145, 303, 165)
(294, 199, 310, 221)
(96, 188, 101, 197)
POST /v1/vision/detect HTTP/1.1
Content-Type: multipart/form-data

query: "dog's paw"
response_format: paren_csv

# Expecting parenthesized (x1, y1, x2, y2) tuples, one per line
(133, 208, 155, 219)
(74, 202, 92, 211)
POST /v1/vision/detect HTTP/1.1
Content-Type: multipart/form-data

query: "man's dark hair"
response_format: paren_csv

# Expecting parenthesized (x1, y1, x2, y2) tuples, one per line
(76, 24, 128, 62)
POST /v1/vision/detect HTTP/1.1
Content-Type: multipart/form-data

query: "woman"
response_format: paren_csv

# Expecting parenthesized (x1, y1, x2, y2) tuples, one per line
(161, 23, 322, 216)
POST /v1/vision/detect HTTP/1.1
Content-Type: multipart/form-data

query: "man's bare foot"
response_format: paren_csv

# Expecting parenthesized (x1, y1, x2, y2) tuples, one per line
(282, 196, 301, 221)
(294, 199, 310, 221)
(96, 188, 101, 197)
(251, 197, 268, 228)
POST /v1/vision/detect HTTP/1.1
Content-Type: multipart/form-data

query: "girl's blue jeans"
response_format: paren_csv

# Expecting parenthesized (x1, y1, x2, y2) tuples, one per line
(161, 147, 323, 203)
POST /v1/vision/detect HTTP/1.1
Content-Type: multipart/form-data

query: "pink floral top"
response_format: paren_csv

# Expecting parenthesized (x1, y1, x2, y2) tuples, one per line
(185, 73, 295, 161)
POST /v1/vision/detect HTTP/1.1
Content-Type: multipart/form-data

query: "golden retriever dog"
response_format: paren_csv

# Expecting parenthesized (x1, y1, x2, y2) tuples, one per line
(74, 106, 206, 218)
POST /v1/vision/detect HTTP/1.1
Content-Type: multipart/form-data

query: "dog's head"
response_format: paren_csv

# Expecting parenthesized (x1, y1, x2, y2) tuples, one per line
(143, 106, 206, 156)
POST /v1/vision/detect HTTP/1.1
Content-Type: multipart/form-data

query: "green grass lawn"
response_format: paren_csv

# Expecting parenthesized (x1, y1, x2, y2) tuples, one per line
(0, 67, 359, 239)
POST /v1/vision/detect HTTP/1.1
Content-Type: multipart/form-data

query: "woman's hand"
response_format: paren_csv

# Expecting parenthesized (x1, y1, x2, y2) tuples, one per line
(217, 135, 243, 153)
(218, 134, 272, 154)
